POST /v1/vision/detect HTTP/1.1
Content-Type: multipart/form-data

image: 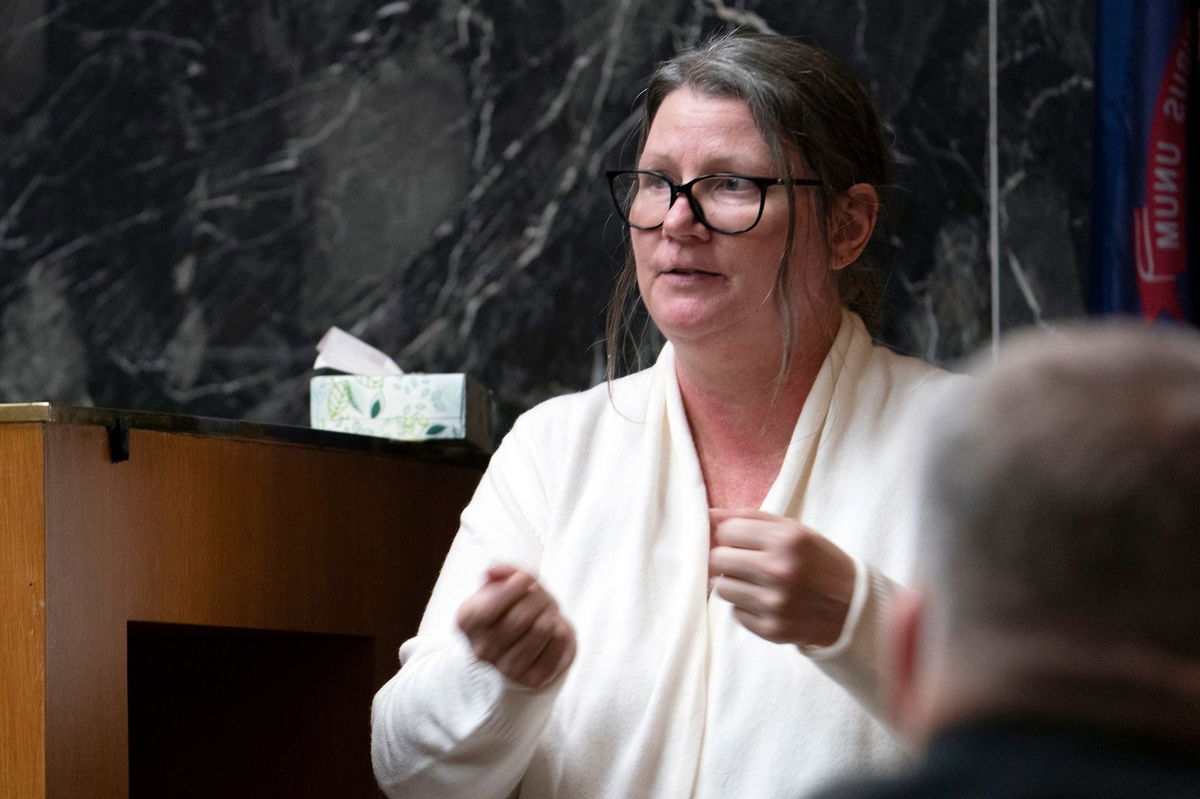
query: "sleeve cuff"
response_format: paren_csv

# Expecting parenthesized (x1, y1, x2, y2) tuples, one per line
(801, 555, 870, 661)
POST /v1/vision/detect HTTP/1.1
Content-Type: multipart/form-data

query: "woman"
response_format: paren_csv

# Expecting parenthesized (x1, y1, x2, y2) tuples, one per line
(372, 31, 957, 798)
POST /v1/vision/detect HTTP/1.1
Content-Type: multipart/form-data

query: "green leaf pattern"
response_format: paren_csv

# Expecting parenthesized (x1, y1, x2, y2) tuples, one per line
(326, 380, 354, 420)
(311, 374, 467, 441)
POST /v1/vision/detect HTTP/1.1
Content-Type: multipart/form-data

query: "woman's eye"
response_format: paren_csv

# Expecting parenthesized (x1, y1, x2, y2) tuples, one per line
(638, 173, 671, 192)
(713, 177, 755, 194)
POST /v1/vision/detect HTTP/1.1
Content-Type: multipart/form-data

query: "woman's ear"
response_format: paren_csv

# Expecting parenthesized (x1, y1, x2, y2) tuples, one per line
(829, 183, 879, 270)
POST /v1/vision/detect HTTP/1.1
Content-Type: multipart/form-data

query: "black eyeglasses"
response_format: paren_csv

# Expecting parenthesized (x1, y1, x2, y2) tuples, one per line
(606, 170, 823, 234)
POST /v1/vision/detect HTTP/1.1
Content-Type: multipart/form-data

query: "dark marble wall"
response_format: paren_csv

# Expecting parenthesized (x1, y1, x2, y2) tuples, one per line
(0, 0, 1093, 435)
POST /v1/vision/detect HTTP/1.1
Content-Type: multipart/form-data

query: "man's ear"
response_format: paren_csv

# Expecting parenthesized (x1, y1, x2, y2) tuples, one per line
(889, 586, 926, 746)
(829, 183, 879, 270)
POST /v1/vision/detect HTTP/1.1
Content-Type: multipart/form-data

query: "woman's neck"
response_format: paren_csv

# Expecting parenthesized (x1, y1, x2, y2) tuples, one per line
(673, 313, 839, 508)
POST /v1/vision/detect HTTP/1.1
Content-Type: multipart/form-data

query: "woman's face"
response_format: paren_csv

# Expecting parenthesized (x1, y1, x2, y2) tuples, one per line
(632, 88, 837, 353)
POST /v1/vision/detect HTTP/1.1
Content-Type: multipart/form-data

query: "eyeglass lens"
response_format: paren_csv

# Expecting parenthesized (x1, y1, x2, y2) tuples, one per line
(611, 173, 766, 234)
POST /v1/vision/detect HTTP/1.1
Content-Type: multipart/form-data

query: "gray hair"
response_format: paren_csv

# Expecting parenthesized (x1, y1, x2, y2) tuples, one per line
(605, 31, 893, 381)
(921, 322, 1200, 657)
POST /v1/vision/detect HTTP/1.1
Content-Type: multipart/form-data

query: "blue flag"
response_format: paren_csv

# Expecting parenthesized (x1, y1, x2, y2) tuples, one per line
(1092, 1, 1197, 322)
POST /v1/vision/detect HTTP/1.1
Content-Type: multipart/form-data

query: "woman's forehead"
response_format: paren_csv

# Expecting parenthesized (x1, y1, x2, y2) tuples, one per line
(641, 88, 773, 167)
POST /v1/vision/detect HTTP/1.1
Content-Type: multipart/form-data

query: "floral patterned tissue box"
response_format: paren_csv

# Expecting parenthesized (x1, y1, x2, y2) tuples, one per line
(310, 374, 492, 452)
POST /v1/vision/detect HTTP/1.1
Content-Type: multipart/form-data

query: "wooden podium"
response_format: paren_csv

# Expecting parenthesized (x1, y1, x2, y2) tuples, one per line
(0, 404, 487, 798)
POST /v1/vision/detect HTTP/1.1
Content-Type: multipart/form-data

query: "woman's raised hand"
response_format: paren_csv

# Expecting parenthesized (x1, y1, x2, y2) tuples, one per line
(708, 508, 857, 649)
(456, 564, 577, 689)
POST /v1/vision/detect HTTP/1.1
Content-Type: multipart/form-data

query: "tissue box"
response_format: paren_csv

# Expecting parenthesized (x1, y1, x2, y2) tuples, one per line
(310, 374, 492, 452)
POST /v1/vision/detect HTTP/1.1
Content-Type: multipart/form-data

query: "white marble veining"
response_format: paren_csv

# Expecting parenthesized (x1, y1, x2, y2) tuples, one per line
(0, 0, 1094, 436)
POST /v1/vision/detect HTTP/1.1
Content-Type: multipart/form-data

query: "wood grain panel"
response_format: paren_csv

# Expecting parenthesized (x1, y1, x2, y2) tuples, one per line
(0, 425, 48, 799)
(40, 423, 480, 798)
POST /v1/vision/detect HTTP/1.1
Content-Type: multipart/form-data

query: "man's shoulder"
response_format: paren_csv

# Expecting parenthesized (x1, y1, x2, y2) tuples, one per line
(809, 720, 1200, 799)
(806, 774, 934, 799)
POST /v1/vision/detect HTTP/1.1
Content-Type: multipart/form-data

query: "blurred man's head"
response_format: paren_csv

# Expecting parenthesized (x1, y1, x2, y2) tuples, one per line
(893, 322, 1200, 750)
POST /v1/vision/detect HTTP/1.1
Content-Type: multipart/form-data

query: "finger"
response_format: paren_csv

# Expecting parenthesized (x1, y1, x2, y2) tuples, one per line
(472, 587, 555, 662)
(709, 545, 777, 588)
(730, 606, 790, 644)
(458, 571, 534, 635)
(520, 617, 576, 689)
(523, 623, 574, 689)
(485, 563, 519, 583)
(722, 574, 853, 649)
(709, 508, 757, 542)
(491, 612, 557, 682)
(709, 507, 785, 524)
(710, 516, 781, 550)
(457, 570, 537, 634)
(712, 573, 776, 616)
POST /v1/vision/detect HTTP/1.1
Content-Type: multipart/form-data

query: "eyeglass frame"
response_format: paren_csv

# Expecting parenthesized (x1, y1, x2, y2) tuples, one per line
(605, 169, 824, 235)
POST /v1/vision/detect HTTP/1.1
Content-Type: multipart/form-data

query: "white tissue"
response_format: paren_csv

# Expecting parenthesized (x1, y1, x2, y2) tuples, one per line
(313, 327, 404, 376)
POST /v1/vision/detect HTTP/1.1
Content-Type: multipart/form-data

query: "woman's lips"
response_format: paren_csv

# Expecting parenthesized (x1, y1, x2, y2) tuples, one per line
(659, 267, 724, 285)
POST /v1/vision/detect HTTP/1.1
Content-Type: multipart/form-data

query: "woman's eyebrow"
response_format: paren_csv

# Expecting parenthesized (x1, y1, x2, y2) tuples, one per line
(636, 156, 773, 176)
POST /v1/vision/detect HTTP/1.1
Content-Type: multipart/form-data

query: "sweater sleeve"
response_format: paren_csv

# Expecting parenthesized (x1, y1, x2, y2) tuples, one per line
(804, 561, 908, 726)
(799, 350, 962, 729)
(370, 414, 565, 799)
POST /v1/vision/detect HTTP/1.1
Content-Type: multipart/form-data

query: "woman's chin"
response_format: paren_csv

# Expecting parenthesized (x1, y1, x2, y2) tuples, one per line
(650, 308, 736, 348)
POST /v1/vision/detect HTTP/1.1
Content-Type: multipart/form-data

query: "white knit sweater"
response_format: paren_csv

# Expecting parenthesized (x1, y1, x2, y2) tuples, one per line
(372, 309, 958, 798)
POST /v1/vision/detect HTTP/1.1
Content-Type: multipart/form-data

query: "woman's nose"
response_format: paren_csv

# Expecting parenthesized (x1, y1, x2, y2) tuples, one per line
(661, 191, 709, 238)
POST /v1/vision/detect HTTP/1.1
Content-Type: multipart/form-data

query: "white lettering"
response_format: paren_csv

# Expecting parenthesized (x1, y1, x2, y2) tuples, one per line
(1153, 193, 1179, 218)
(1155, 220, 1180, 250)
(1149, 142, 1183, 250)
(1165, 97, 1186, 123)
(1156, 141, 1182, 165)
(1153, 166, 1178, 193)
(1161, 34, 1190, 122)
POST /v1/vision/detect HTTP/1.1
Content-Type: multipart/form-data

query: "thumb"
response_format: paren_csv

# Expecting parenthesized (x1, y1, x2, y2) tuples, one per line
(484, 563, 519, 583)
